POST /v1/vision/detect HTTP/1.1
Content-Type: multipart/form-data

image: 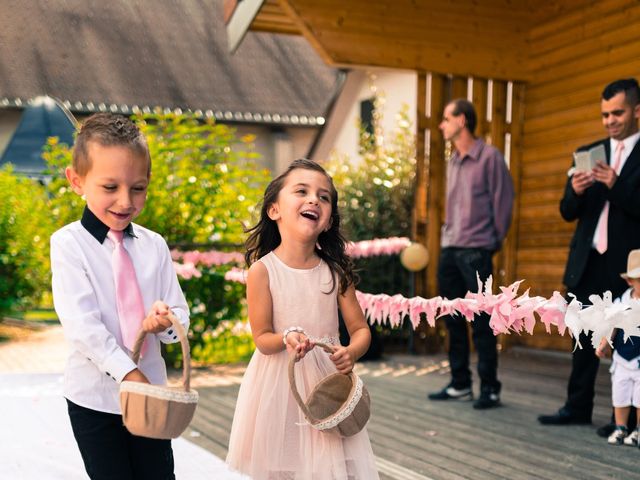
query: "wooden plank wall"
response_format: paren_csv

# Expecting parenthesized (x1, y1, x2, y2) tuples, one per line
(274, 0, 532, 80)
(514, 0, 640, 349)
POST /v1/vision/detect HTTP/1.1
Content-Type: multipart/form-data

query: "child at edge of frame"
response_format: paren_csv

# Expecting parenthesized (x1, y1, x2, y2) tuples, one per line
(596, 248, 640, 448)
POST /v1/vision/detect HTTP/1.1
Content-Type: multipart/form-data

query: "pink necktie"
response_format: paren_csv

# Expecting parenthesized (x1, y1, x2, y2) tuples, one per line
(595, 142, 624, 254)
(108, 229, 146, 353)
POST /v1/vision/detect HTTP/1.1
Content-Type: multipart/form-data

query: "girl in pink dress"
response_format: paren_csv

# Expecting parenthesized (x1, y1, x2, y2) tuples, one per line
(226, 159, 379, 479)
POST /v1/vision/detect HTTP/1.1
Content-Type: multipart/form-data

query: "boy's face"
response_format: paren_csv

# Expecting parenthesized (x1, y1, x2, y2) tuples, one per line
(66, 142, 150, 231)
(627, 277, 640, 298)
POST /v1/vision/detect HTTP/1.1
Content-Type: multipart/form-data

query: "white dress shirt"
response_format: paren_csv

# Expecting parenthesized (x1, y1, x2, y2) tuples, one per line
(51, 207, 189, 414)
(591, 132, 640, 250)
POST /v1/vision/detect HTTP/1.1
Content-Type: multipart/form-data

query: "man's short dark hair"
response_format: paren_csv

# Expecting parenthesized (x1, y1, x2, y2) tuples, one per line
(602, 78, 640, 107)
(450, 98, 477, 134)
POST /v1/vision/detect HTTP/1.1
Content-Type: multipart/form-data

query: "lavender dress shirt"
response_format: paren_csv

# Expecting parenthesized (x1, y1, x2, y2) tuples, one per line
(441, 138, 514, 251)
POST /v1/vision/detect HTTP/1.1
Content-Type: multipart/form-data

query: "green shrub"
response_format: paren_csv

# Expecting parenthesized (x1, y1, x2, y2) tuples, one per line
(0, 166, 54, 314)
(326, 99, 416, 296)
(166, 263, 253, 366)
(43, 114, 267, 245)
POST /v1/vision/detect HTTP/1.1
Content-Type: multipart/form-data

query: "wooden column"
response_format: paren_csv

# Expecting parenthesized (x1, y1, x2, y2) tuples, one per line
(424, 74, 446, 298)
(502, 83, 525, 288)
(413, 73, 429, 294)
(473, 78, 489, 139)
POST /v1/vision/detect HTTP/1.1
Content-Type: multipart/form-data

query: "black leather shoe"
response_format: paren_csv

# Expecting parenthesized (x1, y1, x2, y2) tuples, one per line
(538, 408, 591, 425)
(596, 422, 616, 438)
(473, 389, 501, 410)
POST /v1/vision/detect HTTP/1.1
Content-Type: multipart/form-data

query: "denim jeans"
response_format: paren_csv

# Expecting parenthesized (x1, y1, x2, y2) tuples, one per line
(437, 247, 500, 392)
(67, 399, 175, 480)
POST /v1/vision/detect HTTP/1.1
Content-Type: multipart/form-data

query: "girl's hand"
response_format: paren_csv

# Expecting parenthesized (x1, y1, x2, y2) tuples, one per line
(142, 301, 173, 333)
(595, 339, 610, 358)
(330, 346, 355, 374)
(286, 332, 314, 362)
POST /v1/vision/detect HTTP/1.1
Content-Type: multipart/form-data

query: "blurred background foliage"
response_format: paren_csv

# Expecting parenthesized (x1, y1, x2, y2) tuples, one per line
(4, 113, 268, 364)
(327, 97, 417, 354)
(0, 166, 54, 315)
(326, 97, 416, 298)
(43, 114, 266, 246)
(2, 102, 417, 363)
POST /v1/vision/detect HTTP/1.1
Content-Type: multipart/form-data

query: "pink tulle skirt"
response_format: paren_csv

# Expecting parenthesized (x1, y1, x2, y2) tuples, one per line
(226, 348, 379, 479)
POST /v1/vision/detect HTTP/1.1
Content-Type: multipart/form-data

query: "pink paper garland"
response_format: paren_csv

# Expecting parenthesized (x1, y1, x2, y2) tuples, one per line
(222, 269, 640, 345)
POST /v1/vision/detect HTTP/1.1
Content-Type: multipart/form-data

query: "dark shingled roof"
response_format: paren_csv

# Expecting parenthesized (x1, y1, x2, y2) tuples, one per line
(0, 0, 340, 125)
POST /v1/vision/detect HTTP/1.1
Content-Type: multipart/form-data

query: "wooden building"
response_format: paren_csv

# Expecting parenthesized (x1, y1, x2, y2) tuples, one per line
(225, 0, 640, 349)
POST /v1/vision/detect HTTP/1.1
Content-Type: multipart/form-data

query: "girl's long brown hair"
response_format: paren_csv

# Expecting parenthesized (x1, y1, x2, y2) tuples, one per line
(244, 159, 356, 294)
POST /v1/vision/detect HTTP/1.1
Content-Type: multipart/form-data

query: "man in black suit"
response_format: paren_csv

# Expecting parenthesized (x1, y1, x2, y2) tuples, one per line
(538, 78, 640, 435)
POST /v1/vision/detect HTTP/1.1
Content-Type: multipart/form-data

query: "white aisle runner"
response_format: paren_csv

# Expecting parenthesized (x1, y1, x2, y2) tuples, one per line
(0, 373, 248, 480)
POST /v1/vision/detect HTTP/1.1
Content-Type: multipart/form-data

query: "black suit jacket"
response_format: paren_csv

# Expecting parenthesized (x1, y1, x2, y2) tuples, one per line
(560, 136, 640, 291)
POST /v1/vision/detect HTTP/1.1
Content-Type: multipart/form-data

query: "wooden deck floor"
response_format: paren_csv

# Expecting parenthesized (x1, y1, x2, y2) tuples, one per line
(181, 348, 639, 480)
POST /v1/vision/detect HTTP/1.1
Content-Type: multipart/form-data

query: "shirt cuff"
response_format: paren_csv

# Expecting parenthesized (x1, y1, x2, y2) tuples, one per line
(101, 349, 138, 383)
(156, 309, 189, 344)
(156, 325, 181, 344)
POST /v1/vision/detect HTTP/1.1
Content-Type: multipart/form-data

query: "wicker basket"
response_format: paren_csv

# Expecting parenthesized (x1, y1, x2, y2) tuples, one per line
(120, 313, 198, 439)
(288, 342, 370, 437)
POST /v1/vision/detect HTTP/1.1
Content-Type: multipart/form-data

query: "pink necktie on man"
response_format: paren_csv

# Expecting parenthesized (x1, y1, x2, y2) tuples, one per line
(595, 141, 625, 254)
(108, 229, 146, 354)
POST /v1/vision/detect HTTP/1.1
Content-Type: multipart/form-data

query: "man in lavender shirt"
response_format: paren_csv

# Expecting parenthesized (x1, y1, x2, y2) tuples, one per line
(428, 99, 514, 409)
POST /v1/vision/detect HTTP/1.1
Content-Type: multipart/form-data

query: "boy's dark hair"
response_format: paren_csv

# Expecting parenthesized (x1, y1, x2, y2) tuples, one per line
(245, 158, 356, 295)
(72, 113, 150, 176)
(602, 78, 640, 107)
(450, 98, 477, 135)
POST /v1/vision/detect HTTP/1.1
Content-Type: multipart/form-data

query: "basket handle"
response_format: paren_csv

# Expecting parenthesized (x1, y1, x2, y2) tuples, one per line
(130, 311, 192, 392)
(288, 342, 336, 423)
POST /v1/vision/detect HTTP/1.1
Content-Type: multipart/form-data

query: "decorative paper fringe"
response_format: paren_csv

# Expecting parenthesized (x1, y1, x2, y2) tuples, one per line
(224, 270, 640, 349)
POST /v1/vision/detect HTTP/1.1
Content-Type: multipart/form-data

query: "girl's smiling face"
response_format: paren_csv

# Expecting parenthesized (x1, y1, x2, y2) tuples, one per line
(268, 168, 333, 240)
(66, 142, 150, 231)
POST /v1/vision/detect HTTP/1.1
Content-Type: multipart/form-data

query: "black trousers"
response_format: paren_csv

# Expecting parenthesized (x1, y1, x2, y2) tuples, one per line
(565, 249, 631, 424)
(437, 247, 500, 392)
(67, 399, 175, 480)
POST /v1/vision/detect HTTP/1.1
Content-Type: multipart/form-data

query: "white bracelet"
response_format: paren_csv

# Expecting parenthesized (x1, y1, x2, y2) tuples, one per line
(282, 326, 305, 346)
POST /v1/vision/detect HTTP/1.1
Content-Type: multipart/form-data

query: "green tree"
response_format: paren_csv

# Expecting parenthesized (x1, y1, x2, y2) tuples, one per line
(43, 113, 269, 363)
(325, 99, 416, 242)
(43, 114, 267, 246)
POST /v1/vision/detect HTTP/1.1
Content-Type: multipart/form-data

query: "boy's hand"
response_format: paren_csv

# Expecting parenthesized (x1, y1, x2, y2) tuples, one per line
(142, 301, 173, 334)
(285, 332, 314, 362)
(123, 368, 150, 384)
(330, 346, 356, 374)
(595, 339, 611, 358)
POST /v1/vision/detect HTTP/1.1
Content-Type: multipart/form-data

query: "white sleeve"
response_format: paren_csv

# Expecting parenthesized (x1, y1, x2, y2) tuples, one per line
(153, 236, 190, 344)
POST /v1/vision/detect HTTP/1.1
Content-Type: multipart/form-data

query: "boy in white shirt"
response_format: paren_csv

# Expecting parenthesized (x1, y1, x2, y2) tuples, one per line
(596, 249, 640, 447)
(51, 113, 189, 479)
